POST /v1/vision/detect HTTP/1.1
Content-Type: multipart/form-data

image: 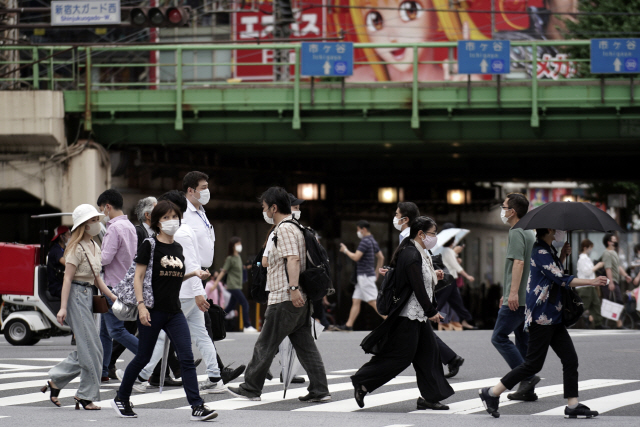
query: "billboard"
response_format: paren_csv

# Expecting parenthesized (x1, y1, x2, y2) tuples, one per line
(234, 0, 579, 82)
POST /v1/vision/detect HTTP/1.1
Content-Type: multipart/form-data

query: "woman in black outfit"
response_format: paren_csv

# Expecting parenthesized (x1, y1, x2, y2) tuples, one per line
(352, 216, 455, 410)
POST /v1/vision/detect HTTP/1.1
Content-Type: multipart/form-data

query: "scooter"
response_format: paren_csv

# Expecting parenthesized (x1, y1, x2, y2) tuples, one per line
(0, 213, 73, 345)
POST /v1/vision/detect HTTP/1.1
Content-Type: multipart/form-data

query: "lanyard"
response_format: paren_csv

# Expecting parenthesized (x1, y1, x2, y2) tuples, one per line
(194, 210, 214, 244)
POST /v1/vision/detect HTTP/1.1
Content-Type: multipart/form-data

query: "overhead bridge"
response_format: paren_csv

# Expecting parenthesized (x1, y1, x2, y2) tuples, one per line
(1, 40, 639, 150)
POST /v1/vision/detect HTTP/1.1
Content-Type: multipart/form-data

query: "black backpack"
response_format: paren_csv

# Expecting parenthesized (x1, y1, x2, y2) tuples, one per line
(275, 220, 334, 301)
(250, 247, 269, 304)
(377, 266, 400, 316)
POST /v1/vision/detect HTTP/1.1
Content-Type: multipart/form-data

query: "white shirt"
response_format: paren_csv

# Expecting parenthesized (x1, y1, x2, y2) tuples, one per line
(577, 253, 596, 284)
(400, 241, 437, 322)
(175, 223, 206, 299)
(441, 246, 463, 279)
(263, 230, 276, 291)
(399, 227, 410, 243)
(182, 199, 215, 268)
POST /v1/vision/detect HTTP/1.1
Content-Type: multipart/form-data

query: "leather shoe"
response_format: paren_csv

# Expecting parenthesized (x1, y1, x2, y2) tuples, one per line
(444, 356, 464, 379)
(354, 384, 367, 408)
(417, 397, 449, 410)
(265, 370, 274, 381)
(221, 365, 246, 385)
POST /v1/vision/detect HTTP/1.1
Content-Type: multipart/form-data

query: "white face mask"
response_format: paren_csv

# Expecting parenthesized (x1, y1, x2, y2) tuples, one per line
(236, 244, 243, 253)
(86, 222, 101, 236)
(500, 208, 513, 225)
(357, 231, 363, 239)
(196, 188, 210, 206)
(100, 207, 110, 223)
(554, 230, 566, 244)
(292, 211, 301, 221)
(421, 233, 438, 251)
(263, 211, 274, 225)
(161, 219, 180, 236)
(393, 216, 405, 231)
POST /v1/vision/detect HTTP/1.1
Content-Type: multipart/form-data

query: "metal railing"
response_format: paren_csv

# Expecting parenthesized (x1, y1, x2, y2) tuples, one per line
(0, 40, 636, 131)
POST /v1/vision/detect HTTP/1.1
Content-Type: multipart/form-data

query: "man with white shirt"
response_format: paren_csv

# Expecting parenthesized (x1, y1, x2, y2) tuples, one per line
(175, 171, 225, 394)
(395, 202, 420, 244)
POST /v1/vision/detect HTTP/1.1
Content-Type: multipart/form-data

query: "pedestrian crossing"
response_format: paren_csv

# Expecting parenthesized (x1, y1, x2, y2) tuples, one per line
(0, 359, 639, 417)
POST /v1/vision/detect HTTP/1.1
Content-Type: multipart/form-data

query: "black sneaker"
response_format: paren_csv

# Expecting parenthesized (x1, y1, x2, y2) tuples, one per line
(227, 386, 261, 401)
(190, 404, 218, 421)
(506, 390, 538, 401)
(444, 356, 464, 379)
(565, 403, 599, 419)
(108, 366, 118, 380)
(479, 387, 500, 418)
(111, 396, 137, 418)
(221, 364, 246, 385)
(298, 392, 331, 402)
(149, 375, 183, 387)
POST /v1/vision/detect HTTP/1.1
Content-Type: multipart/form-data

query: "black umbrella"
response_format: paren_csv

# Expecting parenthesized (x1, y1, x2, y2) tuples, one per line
(513, 202, 624, 233)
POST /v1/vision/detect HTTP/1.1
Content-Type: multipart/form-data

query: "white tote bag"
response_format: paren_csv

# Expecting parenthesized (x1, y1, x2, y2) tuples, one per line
(601, 298, 624, 321)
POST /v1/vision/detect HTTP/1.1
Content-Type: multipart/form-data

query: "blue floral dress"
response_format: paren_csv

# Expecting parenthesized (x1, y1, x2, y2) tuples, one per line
(524, 240, 575, 330)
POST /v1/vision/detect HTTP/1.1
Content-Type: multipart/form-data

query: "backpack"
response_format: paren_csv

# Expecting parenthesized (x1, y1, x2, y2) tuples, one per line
(275, 220, 334, 301)
(250, 247, 269, 304)
(377, 266, 400, 316)
(113, 237, 156, 308)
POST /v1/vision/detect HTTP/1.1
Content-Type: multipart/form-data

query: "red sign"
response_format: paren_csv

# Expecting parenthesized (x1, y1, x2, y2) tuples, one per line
(233, 0, 326, 80)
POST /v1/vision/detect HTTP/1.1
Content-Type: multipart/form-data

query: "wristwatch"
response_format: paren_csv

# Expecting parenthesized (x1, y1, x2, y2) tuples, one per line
(289, 286, 299, 291)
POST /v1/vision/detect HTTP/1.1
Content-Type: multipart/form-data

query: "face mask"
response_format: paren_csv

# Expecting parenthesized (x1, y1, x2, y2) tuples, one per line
(393, 216, 405, 231)
(500, 208, 512, 225)
(292, 211, 301, 221)
(100, 207, 110, 223)
(586, 248, 593, 255)
(196, 188, 210, 206)
(263, 211, 274, 225)
(161, 219, 180, 236)
(236, 244, 243, 253)
(554, 230, 566, 243)
(86, 222, 101, 236)
(421, 233, 438, 251)
(357, 231, 363, 239)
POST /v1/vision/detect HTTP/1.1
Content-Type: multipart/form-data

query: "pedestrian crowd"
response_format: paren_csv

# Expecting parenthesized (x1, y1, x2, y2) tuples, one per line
(40, 174, 624, 421)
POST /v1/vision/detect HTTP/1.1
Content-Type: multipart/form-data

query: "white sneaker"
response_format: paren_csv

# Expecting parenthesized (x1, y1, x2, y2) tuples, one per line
(198, 378, 227, 394)
(116, 369, 148, 393)
(225, 310, 237, 320)
(243, 326, 258, 333)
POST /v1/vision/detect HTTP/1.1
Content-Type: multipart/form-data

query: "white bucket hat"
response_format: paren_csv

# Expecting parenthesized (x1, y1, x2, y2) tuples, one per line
(71, 204, 105, 232)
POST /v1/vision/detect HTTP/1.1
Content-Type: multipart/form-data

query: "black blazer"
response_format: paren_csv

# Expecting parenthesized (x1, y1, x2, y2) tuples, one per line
(135, 224, 149, 249)
(361, 244, 438, 354)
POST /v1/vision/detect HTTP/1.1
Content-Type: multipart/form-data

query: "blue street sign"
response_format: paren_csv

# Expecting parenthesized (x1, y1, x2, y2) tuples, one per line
(457, 40, 511, 75)
(590, 39, 640, 74)
(301, 42, 353, 77)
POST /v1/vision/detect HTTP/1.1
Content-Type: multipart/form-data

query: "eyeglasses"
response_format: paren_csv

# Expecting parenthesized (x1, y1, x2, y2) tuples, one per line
(424, 231, 437, 237)
(500, 206, 512, 210)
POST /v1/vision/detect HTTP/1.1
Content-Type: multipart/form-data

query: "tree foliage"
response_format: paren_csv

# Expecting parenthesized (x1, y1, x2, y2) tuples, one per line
(563, 0, 640, 77)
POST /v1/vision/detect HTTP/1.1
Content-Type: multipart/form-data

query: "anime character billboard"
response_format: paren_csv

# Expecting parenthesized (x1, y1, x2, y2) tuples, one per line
(233, 0, 578, 81)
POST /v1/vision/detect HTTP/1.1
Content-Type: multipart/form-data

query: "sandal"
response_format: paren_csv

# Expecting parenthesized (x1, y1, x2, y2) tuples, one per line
(40, 381, 61, 407)
(74, 397, 101, 410)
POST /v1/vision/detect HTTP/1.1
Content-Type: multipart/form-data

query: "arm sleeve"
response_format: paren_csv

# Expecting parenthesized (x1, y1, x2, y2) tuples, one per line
(602, 251, 613, 269)
(405, 259, 438, 318)
(100, 228, 117, 266)
(442, 248, 463, 274)
(532, 249, 575, 287)
(174, 228, 204, 293)
(278, 225, 301, 258)
(65, 246, 81, 267)
(506, 230, 526, 261)
(222, 256, 232, 271)
(134, 240, 152, 265)
(356, 238, 370, 254)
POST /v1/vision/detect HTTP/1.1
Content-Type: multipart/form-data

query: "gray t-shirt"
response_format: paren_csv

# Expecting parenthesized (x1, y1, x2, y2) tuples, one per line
(503, 228, 535, 306)
(602, 249, 620, 283)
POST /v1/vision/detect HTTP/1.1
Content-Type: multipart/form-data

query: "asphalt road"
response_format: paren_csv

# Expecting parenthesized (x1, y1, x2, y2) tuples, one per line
(1, 328, 639, 426)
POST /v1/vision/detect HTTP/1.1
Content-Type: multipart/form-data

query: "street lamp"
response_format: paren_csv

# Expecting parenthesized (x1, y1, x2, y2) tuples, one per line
(447, 189, 470, 226)
(297, 183, 325, 201)
(378, 187, 398, 204)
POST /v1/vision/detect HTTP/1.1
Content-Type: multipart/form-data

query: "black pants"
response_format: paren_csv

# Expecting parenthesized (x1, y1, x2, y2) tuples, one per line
(501, 323, 579, 398)
(352, 317, 455, 403)
(436, 284, 472, 322)
(436, 335, 457, 365)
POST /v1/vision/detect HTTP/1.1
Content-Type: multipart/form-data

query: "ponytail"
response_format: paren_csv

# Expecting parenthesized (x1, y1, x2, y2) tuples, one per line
(390, 216, 437, 267)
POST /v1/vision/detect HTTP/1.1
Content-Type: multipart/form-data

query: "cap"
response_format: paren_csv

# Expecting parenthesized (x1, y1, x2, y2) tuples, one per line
(288, 193, 305, 206)
(71, 204, 105, 232)
(51, 225, 70, 242)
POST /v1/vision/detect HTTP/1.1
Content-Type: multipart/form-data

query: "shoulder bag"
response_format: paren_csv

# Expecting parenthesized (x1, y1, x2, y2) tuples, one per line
(112, 238, 157, 321)
(79, 242, 109, 314)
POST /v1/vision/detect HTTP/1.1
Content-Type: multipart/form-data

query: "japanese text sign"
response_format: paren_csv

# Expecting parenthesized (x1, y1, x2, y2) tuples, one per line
(51, 1, 120, 26)
(457, 40, 511, 75)
(590, 39, 640, 74)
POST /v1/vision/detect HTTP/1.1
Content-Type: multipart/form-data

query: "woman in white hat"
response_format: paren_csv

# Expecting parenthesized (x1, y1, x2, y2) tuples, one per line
(40, 204, 117, 411)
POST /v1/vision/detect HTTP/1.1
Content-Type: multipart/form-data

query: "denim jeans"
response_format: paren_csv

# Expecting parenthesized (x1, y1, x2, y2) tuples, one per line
(117, 309, 203, 406)
(491, 305, 533, 380)
(49, 283, 103, 402)
(100, 294, 138, 377)
(181, 297, 220, 378)
(225, 289, 252, 327)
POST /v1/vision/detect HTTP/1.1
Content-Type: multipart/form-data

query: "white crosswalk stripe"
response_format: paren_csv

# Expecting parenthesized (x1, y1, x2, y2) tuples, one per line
(0, 360, 638, 417)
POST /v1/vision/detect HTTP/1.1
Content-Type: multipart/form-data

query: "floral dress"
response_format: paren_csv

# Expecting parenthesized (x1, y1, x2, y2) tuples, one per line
(524, 240, 575, 331)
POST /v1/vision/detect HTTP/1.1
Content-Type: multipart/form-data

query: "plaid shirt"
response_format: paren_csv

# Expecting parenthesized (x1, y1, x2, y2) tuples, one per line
(267, 217, 306, 305)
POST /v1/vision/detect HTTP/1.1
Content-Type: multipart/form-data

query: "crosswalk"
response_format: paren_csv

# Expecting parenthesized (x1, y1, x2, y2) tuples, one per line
(0, 358, 639, 417)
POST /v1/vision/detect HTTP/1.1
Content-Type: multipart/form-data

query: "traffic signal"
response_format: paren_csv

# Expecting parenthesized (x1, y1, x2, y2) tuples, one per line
(129, 7, 191, 27)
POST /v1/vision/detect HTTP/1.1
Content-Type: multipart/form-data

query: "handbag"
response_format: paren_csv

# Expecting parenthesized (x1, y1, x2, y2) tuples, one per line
(79, 243, 109, 314)
(113, 238, 156, 307)
(207, 304, 227, 341)
(112, 298, 138, 321)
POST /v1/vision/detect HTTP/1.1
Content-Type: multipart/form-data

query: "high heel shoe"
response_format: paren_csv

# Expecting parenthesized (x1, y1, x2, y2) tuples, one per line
(438, 323, 453, 331)
(40, 381, 61, 407)
(74, 397, 100, 410)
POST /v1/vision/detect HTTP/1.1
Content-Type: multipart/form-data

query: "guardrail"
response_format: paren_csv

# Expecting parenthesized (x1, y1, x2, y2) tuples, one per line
(0, 40, 636, 131)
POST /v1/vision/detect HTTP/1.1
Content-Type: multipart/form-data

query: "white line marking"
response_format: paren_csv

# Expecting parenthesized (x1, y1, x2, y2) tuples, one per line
(0, 372, 48, 380)
(331, 369, 358, 374)
(294, 378, 502, 412)
(534, 389, 640, 416)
